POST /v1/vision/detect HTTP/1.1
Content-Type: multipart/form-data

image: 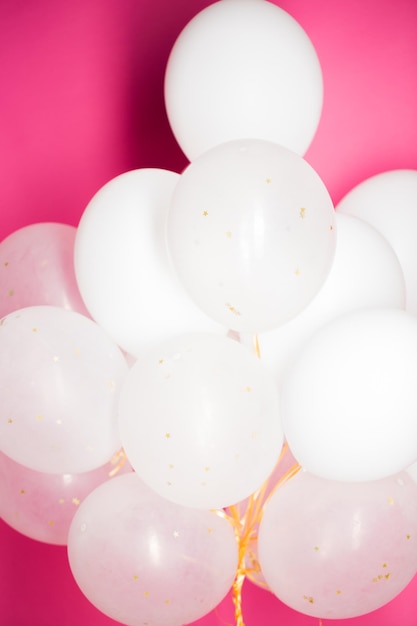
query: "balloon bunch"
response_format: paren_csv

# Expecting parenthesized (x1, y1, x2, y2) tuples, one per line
(2, 1, 417, 625)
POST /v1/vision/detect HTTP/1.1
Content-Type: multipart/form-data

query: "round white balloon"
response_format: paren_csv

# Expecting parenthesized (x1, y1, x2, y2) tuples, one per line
(0, 306, 128, 474)
(257, 213, 406, 383)
(164, 0, 323, 160)
(118, 333, 283, 509)
(74, 169, 224, 358)
(281, 308, 417, 482)
(336, 170, 417, 313)
(167, 139, 336, 333)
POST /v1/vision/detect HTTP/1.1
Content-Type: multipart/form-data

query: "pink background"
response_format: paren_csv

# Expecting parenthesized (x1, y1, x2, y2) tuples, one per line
(1, 1, 417, 625)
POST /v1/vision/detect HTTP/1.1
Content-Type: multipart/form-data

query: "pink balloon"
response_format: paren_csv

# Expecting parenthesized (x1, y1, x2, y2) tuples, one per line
(258, 471, 417, 619)
(0, 451, 132, 546)
(68, 472, 238, 626)
(0, 223, 89, 317)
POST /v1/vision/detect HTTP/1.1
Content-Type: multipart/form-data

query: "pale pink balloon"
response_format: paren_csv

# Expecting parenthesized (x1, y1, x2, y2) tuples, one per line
(0, 451, 132, 545)
(0, 222, 89, 317)
(258, 471, 417, 619)
(68, 472, 238, 626)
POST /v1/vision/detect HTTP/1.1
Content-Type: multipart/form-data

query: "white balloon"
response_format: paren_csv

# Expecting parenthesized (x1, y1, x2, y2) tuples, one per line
(258, 213, 406, 383)
(281, 308, 417, 482)
(0, 306, 128, 474)
(337, 170, 417, 313)
(118, 333, 283, 509)
(164, 0, 323, 160)
(167, 139, 336, 333)
(74, 169, 224, 358)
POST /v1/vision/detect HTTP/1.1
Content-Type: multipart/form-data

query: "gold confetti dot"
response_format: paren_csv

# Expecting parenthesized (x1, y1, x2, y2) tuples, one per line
(385, 573, 391, 580)
(4, 261, 9, 267)
(58, 498, 65, 504)
(336, 590, 342, 595)
(159, 359, 164, 364)
(266, 178, 272, 184)
(7, 418, 13, 424)
(314, 546, 320, 552)
(74, 348, 81, 355)
(226, 303, 241, 316)
(48, 520, 55, 526)
(407, 534, 411, 540)
(330, 224, 334, 231)
(303, 595, 314, 604)
(72, 498, 80, 506)
(382, 563, 388, 568)
(164, 599, 171, 605)
(244, 386, 252, 393)
(165, 433, 171, 439)
(387, 497, 394, 505)
(32, 327, 38, 333)
(20, 489, 25, 495)
(36, 414, 43, 421)
(202, 211, 208, 217)
(204, 466, 210, 472)
(226, 231, 232, 238)
(167, 481, 172, 487)
(207, 528, 213, 534)
(378, 575, 383, 580)
(372, 577, 378, 583)
(144, 591, 150, 598)
(168, 464, 174, 470)
(8, 289, 14, 297)
(300, 207, 306, 219)
(294, 267, 301, 276)
(133, 575, 139, 581)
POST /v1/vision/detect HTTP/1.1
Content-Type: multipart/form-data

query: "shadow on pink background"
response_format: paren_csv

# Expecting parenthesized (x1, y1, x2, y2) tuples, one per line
(1, 1, 417, 625)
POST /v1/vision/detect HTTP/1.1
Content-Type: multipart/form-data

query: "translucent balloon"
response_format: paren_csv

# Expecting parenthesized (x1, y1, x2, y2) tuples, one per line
(0, 450, 132, 545)
(68, 472, 238, 626)
(74, 168, 223, 357)
(0, 222, 89, 317)
(337, 170, 417, 313)
(0, 306, 128, 474)
(167, 139, 336, 333)
(164, 0, 323, 160)
(258, 213, 406, 383)
(258, 471, 417, 619)
(118, 333, 283, 509)
(281, 308, 417, 481)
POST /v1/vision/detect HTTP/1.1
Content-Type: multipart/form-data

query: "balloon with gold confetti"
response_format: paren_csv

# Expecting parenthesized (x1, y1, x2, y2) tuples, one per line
(167, 139, 336, 333)
(68, 472, 238, 626)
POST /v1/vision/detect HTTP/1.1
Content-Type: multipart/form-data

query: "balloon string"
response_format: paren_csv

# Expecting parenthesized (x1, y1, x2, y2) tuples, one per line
(253, 333, 261, 359)
(108, 448, 127, 477)
(220, 443, 301, 626)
